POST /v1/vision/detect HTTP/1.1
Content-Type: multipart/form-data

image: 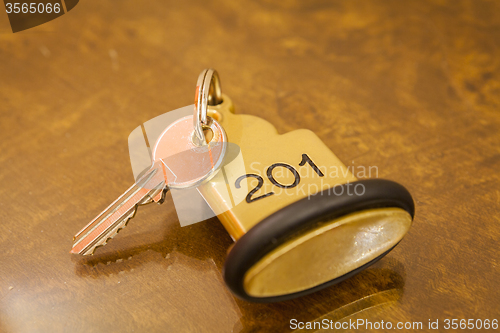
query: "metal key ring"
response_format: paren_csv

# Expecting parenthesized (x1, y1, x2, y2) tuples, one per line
(193, 69, 222, 145)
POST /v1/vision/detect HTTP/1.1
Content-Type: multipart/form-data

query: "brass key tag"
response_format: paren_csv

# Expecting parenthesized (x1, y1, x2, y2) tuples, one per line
(198, 72, 415, 303)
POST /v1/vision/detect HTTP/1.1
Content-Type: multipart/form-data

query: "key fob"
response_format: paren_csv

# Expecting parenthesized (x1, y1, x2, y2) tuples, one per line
(199, 95, 414, 303)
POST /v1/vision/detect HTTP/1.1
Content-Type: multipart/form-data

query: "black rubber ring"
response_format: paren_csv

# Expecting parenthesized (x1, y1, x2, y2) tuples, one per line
(223, 179, 415, 303)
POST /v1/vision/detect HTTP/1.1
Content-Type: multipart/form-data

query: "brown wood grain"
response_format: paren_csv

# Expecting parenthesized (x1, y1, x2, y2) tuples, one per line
(0, 0, 499, 332)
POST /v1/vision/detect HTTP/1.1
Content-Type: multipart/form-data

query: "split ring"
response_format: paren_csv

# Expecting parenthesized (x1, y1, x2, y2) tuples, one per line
(193, 69, 222, 145)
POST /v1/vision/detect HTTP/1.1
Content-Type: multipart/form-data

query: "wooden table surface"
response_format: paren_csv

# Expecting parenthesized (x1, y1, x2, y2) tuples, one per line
(1, 1, 499, 332)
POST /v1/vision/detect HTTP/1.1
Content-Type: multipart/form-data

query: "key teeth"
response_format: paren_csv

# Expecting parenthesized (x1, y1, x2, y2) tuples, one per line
(73, 177, 167, 256)
(90, 245, 102, 255)
(155, 188, 169, 204)
(85, 207, 137, 255)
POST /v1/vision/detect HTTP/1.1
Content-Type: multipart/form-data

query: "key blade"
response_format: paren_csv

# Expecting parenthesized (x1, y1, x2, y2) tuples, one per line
(71, 169, 166, 255)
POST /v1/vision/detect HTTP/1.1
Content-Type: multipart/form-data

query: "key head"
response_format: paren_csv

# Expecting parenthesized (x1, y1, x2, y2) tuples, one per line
(152, 115, 227, 189)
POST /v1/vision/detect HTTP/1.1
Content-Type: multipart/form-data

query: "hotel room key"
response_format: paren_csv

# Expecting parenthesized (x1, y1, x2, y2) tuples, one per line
(71, 69, 414, 304)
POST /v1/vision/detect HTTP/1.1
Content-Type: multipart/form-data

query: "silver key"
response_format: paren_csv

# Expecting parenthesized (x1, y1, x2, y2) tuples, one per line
(70, 115, 227, 255)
